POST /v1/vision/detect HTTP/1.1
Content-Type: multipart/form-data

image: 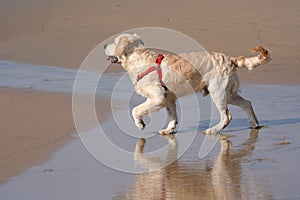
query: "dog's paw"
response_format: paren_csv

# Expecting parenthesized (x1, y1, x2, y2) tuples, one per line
(203, 128, 221, 135)
(159, 120, 177, 135)
(158, 128, 175, 135)
(203, 128, 212, 134)
(135, 120, 145, 131)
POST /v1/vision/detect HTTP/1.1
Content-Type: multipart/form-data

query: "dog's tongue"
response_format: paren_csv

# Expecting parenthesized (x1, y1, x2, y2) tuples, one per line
(106, 56, 119, 63)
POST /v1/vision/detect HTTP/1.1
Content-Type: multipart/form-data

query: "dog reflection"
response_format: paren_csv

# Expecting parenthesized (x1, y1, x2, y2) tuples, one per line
(116, 130, 270, 200)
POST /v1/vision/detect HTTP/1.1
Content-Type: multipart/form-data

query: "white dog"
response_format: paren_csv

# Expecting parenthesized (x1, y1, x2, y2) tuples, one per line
(105, 33, 271, 134)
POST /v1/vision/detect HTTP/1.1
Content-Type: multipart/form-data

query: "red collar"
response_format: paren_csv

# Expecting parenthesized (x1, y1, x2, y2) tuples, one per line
(136, 54, 167, 90)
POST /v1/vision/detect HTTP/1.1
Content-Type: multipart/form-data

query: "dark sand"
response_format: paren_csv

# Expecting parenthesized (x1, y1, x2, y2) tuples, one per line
(0, 85, 112, 183)
(1, 84, 299, 199)
(0, 89, 74, 183)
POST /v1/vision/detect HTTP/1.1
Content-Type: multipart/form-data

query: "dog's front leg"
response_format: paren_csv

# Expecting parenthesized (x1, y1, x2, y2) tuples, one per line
(159, 94, 178, 135)
(132, 95, 165, 131)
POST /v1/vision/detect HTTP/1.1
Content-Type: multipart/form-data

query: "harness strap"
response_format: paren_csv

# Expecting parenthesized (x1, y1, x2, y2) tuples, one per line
(137, 66, 156, 81)
(136, 54, 167, 91)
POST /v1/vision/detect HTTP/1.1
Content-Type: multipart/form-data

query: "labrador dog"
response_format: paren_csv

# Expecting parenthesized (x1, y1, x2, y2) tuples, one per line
(105, 33, 271, 134)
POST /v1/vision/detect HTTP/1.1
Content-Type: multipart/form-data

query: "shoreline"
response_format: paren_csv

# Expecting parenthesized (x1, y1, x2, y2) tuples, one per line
(0, 87, 113, 183)
(2, 59, 300, 86)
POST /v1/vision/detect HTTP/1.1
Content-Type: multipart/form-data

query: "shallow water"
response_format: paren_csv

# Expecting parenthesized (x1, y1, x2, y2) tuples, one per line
(0, 60, 122, 94)
(0, 61, 300, 199)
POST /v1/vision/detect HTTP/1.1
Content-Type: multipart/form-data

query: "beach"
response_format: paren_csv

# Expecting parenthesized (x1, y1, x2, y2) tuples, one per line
(0, 0, 299, 83)
(0, 63, 113, 183)
(0, 89, 74, 183)
(0, 0, 300, 199)
(1, 84, 300, 199)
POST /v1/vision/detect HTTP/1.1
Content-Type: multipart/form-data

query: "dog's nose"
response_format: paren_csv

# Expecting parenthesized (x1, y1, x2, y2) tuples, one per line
(104, 44, 107, 49)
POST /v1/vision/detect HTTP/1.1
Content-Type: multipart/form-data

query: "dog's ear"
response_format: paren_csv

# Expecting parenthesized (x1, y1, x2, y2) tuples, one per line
(114, 37, 131, 57)
(133, 33, 144, 45)
(114, 35, 143, 57)
(133, 33, 140, 38)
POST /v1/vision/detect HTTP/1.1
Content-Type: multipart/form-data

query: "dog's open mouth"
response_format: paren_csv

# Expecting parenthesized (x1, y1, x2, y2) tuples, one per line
(106, 56, 119, 64)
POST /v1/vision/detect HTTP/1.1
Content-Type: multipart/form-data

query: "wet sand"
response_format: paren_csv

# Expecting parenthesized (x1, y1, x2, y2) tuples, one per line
(0, 84, 299, 199)
(0, 88, 113, 183)
(0, 89, 75, 183)
(0, 63, 114, 183)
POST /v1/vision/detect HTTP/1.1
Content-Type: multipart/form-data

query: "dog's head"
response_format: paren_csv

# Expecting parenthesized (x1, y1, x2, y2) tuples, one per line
(104, 33, 144, 64)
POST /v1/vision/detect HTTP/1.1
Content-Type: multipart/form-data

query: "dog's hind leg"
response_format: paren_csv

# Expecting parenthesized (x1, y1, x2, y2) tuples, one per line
(227, 93, 260, 129)
(204, 85, 232, 134)
(159, 93, 178, 135)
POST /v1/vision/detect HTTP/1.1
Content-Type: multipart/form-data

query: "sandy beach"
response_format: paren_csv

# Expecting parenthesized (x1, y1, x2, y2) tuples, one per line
(0, 81, 112, 183)
(0, 0, 300, 199)
(0, 0, 299, 83)
(0, 89, 74, 183)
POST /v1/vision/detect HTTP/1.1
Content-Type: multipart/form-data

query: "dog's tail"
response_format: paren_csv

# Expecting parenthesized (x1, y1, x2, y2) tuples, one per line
(232, 46, 271, 71)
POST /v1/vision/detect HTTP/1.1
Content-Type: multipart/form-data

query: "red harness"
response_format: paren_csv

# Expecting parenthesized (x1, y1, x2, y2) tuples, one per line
(136, 54, 167, 90)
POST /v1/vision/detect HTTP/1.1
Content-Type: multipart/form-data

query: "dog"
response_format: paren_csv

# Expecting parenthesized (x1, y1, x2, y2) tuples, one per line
(105, 33, 271, 134)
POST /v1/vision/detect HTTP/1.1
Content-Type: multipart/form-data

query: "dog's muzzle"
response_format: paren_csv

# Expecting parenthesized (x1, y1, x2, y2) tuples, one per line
(106, 56, 119, 64)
